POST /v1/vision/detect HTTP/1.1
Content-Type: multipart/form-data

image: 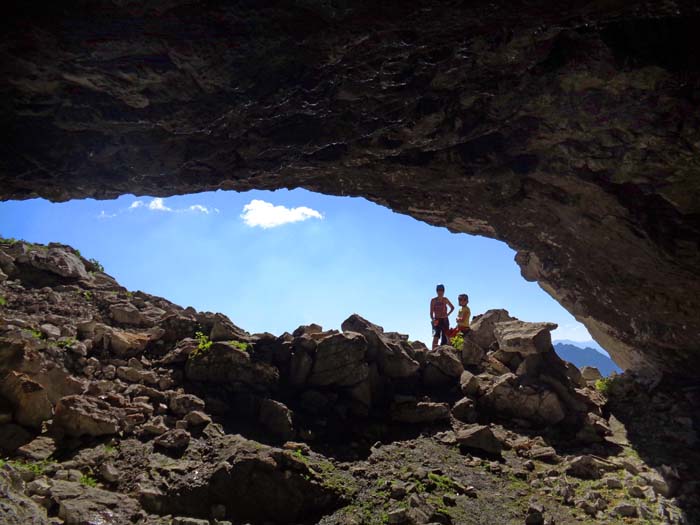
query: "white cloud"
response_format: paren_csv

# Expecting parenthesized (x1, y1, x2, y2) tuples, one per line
(241, 199, 323, 229)
(113, 197, 218, 219)
(97, 210, 117, 220)
(148, 198, 172, 212)
(187, 204, 218, 214)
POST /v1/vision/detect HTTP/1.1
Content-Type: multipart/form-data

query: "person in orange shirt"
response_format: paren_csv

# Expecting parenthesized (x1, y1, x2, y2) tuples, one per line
(430, 284, 454, 349)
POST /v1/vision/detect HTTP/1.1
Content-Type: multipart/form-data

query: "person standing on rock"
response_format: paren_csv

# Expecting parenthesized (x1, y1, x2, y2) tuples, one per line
(455, 293, 471, 335)
(430, 284, 454, 349)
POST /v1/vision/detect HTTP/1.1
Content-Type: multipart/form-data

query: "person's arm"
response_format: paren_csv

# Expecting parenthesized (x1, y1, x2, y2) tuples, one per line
(429, 298, 435, 320)
(446, 299, 455, 316)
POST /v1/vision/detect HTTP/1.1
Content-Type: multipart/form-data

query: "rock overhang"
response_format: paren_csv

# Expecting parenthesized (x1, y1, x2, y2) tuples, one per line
(1, 1, 699, 378)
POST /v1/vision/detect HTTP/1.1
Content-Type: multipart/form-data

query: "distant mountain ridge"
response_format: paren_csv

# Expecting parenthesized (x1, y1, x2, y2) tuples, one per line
(553, 339, 607, 355)
(553, 343, 621, 377)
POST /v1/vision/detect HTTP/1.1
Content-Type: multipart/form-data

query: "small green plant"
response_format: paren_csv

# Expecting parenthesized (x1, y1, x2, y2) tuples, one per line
(229, 340, 252, 353)
(88, 258, 104, 272)
(83, 291, 93, 301)
(595, 377, 614, 395)
(450, 332, 464, 351)
(75, 249, 82, 257)
(103, 442, 117, 454)
(2, 459, 53, 475)
(29, 329, 43, 340)
(79, 474, 98, 487)
(190, 331, 213, 359)
(292, 449, 308, 462)
(0, 296, 6, 307)
(55, 338, 77, 349)
(126, 291, 133, 299)
(428, 472, 459, 491)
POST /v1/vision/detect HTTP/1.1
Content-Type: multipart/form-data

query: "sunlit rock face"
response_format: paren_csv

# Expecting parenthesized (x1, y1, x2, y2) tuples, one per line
(1, 1, 699, 377)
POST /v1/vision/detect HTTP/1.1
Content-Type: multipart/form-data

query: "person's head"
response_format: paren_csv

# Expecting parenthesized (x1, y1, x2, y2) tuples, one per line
(458, 293, 469, 305)
(436, 284, 445, 297)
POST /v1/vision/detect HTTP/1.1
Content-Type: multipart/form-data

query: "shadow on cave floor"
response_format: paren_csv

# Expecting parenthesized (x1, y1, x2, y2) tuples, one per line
(602, 374, 700, 523)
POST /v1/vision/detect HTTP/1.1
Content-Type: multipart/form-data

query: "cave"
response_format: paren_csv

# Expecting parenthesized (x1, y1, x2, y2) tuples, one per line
(1, 1, 699, 383)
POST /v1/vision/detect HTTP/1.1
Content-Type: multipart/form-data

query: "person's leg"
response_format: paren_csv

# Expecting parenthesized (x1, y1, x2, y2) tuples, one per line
(440, 319, 449, 346)
(431, 321, 439, 350)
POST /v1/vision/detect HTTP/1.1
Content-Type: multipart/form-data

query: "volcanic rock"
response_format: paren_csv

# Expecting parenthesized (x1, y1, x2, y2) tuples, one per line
(258, 398, 294, 441)
(49, 479, 143, 524)
(53, 395, 120, 437)
(478, 374, 566, 425)
(308, 332, 368, 387)
(341, 315, 419, 378)
(459, 370, 480, 396)
(184, 341, 279, 392)
(469, 310, 515, 350)
(456, 425, 503, 455)
(493, 320, 557, 356)
(0, 371, 53, 429)
(391, 401, 450, 424)
(0, 465, 49, 525)
(142, 434, 347, 523)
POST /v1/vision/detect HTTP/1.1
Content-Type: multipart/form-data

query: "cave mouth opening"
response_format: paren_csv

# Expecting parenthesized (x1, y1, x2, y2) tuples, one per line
(0, 187, 610, 368)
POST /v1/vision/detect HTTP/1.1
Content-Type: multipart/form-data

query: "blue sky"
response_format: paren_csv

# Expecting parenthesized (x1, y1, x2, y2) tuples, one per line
(0, 189, 593, 345)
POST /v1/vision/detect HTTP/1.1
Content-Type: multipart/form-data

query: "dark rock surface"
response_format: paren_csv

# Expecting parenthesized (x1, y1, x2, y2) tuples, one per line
(1, 2, 700, 377)
(0, 239, 698, 523)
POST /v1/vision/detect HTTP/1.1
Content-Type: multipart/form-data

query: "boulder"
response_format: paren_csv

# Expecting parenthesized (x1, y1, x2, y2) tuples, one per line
(53, 395, 120, 437)
(154, 428, 191, 454)
(460, 335, 485, 366)
(184, 411, 212, 427)
(478, 373, 566, 425)
(116, 366, 158, 385)
(452, 397, 477, 423)
(493, 320, 557, 355)
(307, 332, 368, 386)
(185, 341, 279, 392)
(39, 323, 61, 339)
(141, 434, 347, 523)
(581, 366, 603, 382)
(459, 370, 480, 396)
(422, 364, 453, 387)
(469, 309, 514, 350)
(50, 480, 142, 524)
(109, 303, 147, 326)
(0, 424, 33, 454)
(16, 436, 56, 461)
(158, 338, 198, 365)
(528, 446, 560, 463)
(259, 398, 294, 441)
(426, 345, 464, 378)
(104, 328, 151, 357)
(340, 315, 419, 378)
(292, 324, 324, 337)
(390, 401, 450, 424)
(456, 425, 503, 455)
(566, 455, 619, 480)
(288, 340, 315, 387)
(209, 313, 249, 342)
(0, 465, 49, 524)
(0, 371, 53, 429)
(170, 394, 206, 416)
(18, 246, 89, 283)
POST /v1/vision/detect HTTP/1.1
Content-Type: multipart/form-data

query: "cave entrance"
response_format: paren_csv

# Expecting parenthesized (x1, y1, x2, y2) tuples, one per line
(0, 188, 611, 370)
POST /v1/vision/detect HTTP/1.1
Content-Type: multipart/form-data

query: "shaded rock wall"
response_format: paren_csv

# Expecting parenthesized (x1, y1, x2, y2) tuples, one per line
(1, 1, 699, 377)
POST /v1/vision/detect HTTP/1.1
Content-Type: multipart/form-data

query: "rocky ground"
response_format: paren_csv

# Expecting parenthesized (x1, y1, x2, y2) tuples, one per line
(0, 239, 698, 524)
